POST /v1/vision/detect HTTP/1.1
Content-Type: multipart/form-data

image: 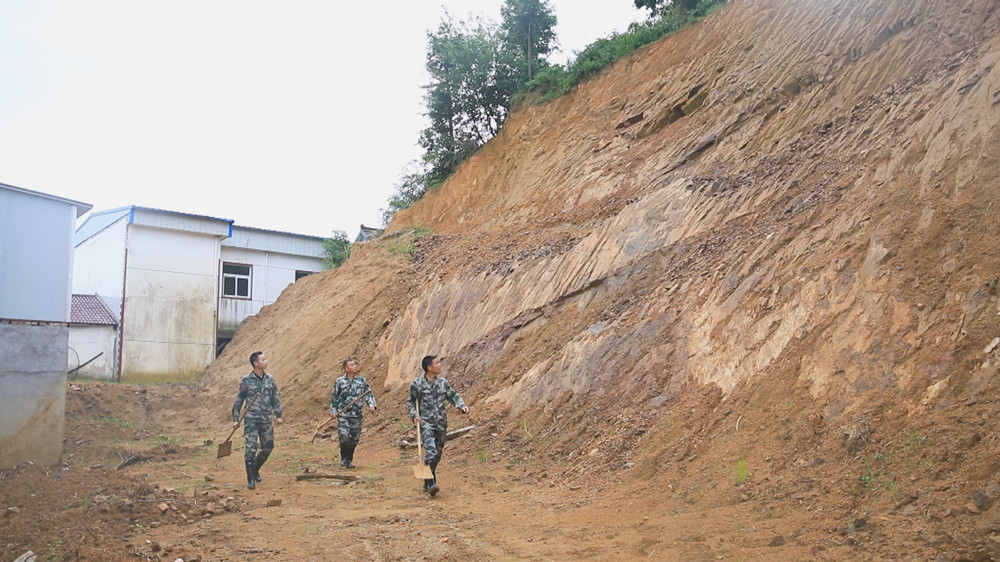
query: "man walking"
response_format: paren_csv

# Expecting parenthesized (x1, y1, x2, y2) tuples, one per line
(330, 358, 377, 468)
(407, 355, 468, 496)
(232, 351, 283, 490)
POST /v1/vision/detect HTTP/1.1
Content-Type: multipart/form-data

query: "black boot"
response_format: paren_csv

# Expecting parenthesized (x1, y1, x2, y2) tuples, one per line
(245, 460, 256, 490)
(428, 461, 439, 496)
(253, 452, 269, 483)
(345, 445, 356, 469)
(339, 444, 348, 467)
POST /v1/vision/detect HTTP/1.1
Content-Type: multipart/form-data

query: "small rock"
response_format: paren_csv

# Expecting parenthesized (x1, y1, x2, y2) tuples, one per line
(973, 490, 991, 510)
(150, 542, 161, 552)
(266, 499, 282, 507)
(157, 502, 169, 513)
(203, 475, 214, 482)
(985, 337, 999, 354)
(768, 536, 786, 547)
(440, 537, 450, 543)
(5, 507, 21, 517)
(965, 502, 981, 514)
(203, 439, 213, 446)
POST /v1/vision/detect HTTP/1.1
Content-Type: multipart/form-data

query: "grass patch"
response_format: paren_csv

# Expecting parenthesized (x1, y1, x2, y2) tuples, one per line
(382, 226, 432, 256)
(525, 0, 726, 103)
(152, 434, 180, 446)
(733, 457, 748, 486)
(95, 416, 143, 431)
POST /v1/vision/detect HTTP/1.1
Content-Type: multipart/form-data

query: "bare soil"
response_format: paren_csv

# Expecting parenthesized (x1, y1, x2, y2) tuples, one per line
(2, 379, 999, 561)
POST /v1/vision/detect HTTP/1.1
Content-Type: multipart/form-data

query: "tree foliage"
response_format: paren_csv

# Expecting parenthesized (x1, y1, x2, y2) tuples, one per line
(323, 231, 351, 269)
(527, 0, 725, 102)
(500, 0, 558, 85)
(380, 165, 430, 227)
(420, 13, 512, 187)
(635, 0, 713, 23)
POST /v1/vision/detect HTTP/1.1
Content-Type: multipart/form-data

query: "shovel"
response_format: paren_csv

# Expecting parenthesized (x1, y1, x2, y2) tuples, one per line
(217, 392, 260, 459)
(412, 400, 434, 480)
(310, 389, 374, 443)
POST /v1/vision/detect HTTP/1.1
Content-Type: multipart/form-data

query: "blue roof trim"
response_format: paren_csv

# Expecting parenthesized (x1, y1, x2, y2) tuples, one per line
(74, 207, 131, 246)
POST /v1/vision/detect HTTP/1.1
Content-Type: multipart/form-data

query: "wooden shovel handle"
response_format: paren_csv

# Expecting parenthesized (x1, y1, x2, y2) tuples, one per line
(223, 392, 260, 443)
(415, 399, 425, 463)
(311, 389, 373, 442)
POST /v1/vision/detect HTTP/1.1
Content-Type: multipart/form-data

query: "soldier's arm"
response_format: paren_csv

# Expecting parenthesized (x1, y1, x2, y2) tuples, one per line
(406, 382, 418, 420)
(444, 380, 467, 411)
(271, 379, 283, 420)
(363, 379, 377, 410)
(330, 380, 340, 415)
(232, 379, 247, 422)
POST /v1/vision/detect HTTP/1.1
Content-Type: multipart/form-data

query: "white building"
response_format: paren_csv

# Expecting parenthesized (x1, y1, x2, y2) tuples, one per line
(73, 206, 325, 383)
(68, 294, 118, 381)
(0, 182, 91, 469)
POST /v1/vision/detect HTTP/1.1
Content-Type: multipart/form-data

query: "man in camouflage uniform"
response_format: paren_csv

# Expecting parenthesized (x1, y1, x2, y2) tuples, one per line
(330, 358, 377, 468)
(232, 351, 283, 490)
(407, 355, 469, 496)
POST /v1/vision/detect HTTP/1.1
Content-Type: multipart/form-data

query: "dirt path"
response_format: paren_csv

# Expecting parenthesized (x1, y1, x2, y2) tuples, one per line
(1, 382, 868, 561)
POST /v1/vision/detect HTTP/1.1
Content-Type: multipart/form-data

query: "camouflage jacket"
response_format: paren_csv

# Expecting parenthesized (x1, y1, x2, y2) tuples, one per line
(232, 371, 283, 423)
(407, 375, 466, 431)
(330, 374, 377, 418)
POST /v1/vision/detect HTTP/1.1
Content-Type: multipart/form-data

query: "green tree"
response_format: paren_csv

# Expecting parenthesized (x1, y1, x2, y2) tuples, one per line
(381, 164, 430, 226)
(635, 0, 703, 23)
(421, 13, 510, 186)
(500, 0, 558, 84)
(323, 231, 351, 269)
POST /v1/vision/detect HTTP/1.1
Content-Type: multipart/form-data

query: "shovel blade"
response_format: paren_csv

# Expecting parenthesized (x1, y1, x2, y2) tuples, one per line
(216, 439, 233, 459)
(412, 462, 433, 480)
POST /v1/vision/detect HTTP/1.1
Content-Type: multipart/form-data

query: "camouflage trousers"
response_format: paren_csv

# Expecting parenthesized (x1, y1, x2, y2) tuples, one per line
(337, 415, 363, 448)
(243, 419, 274, 461)
(420, 424, 447, 467)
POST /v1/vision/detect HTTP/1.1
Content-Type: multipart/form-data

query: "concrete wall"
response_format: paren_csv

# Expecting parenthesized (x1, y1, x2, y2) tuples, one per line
(0, 189, 78, 322)
(217, 247, 324, 338)
(68, 324, 117, 381)
(120, 225, 219, 383)
(0, 323, 67, 469)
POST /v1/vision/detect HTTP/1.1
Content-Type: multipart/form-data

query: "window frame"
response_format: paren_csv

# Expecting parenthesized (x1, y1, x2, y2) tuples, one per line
(221, 261, 252, 300)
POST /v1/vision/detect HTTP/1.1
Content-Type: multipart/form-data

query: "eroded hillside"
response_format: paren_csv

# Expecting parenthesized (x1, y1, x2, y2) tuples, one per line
(190, 0, 1000, 558)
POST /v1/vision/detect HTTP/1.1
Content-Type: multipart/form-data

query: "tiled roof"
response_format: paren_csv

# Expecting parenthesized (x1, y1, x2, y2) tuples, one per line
(70, 295, 117, 326)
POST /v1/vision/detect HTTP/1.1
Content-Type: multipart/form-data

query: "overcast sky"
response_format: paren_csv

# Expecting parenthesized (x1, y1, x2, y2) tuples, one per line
(0, 1, 644, 238)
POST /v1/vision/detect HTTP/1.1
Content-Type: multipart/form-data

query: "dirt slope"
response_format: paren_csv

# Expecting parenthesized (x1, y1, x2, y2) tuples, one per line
(200, 0, 1000, 557)
(5, 0, 1000, 560)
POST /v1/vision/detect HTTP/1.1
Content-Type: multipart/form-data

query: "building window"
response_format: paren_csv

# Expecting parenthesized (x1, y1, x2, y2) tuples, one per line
(295, 270, 314, 281)
(222, 263, 251, 298)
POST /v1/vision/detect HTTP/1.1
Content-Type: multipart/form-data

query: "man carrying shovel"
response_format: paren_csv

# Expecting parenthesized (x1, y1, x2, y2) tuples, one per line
(407, 355, 468, 496)
(232, 351, 283, 490)
(330, 358, 377, 468)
